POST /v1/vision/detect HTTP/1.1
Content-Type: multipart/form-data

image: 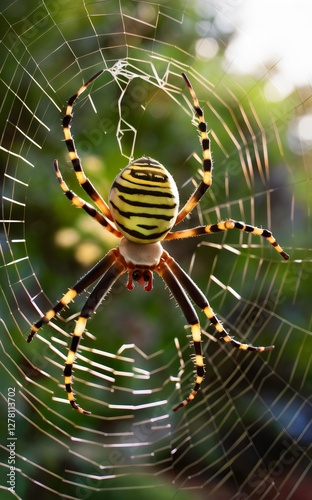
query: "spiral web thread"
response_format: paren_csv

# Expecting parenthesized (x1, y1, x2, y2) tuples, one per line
(0, 1, 311, 498)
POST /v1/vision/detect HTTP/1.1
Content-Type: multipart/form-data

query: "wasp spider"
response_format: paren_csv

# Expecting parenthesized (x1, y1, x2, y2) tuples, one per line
(28, 71, 289, 415)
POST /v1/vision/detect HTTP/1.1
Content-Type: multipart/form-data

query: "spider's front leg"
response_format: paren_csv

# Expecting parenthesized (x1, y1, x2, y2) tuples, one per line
(164, 252, 275, 352)
(157, 260, 205, 412)
(64, 259, 126, 414)
(28, 250, 118, 343)
(28, 250, 126, 414)
(157, 251, 275, 412)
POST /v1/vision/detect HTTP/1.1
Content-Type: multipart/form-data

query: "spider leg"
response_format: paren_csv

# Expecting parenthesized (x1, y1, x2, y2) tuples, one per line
(64, 259, 127, 414)
(156, 256, 205, 412)
(159, 250, 275, 412)
(165, 219, 289, 260)
(62, 70, 113, 221)
(28, 249, 119, 342)
(54, 160, 122, 238)
(163, 251, 275, 351)
(175, 73, 212, 225)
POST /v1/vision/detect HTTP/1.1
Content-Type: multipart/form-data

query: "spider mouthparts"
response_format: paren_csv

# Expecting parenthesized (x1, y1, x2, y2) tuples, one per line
(143, 275, 153, 292)
(126, 275, 135, 291)
(126, 269, 153, 292)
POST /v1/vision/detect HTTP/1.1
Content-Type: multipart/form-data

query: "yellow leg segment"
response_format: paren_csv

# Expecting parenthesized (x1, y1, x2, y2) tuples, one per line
(173, 323, 205, 412)
(28, 288, 78, 342)
(166, 219, 289, 260)
(64, 317, 91, 415)
(203, 305, 274, 352)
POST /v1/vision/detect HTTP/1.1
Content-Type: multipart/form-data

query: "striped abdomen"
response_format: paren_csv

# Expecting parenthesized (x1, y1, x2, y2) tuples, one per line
(109, 157, 179, 244)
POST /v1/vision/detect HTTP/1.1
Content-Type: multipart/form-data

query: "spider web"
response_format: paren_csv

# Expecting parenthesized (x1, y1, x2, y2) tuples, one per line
(1, 0, 311, 498)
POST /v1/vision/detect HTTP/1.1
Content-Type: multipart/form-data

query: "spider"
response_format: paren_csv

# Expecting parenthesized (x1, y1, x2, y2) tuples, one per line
(28, 70, 289, 415)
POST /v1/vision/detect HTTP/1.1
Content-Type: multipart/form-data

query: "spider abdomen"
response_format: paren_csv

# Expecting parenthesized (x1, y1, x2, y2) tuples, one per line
(109, 157, 179, 244)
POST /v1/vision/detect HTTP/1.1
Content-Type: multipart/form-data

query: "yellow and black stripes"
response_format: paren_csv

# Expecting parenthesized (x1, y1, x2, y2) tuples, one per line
(54, 160, 122, 238)
(63, 259, 127, 414)
(62, 70, 113, 220)
(156, 256, 205, 412)
(29, 251, 127, 414)
(64, 316, 89, 414)
(27, 250, 119, 343)
(109, 157, 179, 244)
(158, 250, 274, 412)
(202, 305, 274, 352)
(175, 73, 212, 225)
(29, 72, 289, 415)
(166, 219, 289, 260)
(28, 288, 78, 343)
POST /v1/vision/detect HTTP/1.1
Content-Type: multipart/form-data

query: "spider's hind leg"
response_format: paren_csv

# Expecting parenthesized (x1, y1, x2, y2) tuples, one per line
(53, 160, 122, 237)
(175, 73, 212, 225)
(62, 70, 113, 220)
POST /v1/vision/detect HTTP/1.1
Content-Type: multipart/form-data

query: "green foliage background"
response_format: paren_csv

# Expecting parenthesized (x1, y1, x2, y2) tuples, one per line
(0, 0, 311, 498)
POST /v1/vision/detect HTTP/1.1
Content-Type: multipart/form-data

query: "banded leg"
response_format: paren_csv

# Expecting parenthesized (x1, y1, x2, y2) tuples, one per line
(164, 251, 275, 351)
(64, 259, 127, 414)
(54, 160, 122, 238)
(156, 257, 205, 412)
(62, 70, 113, 220)
(28, 249, 119, 342)
(165, 219, 289, 260)
(160, 250, 274, 411)
(175, 73, 212, 225)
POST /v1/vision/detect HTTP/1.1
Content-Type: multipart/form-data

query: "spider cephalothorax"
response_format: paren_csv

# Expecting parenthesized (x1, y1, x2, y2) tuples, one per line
(118, 237, 164, 291)
(28, 70, 289, 415)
